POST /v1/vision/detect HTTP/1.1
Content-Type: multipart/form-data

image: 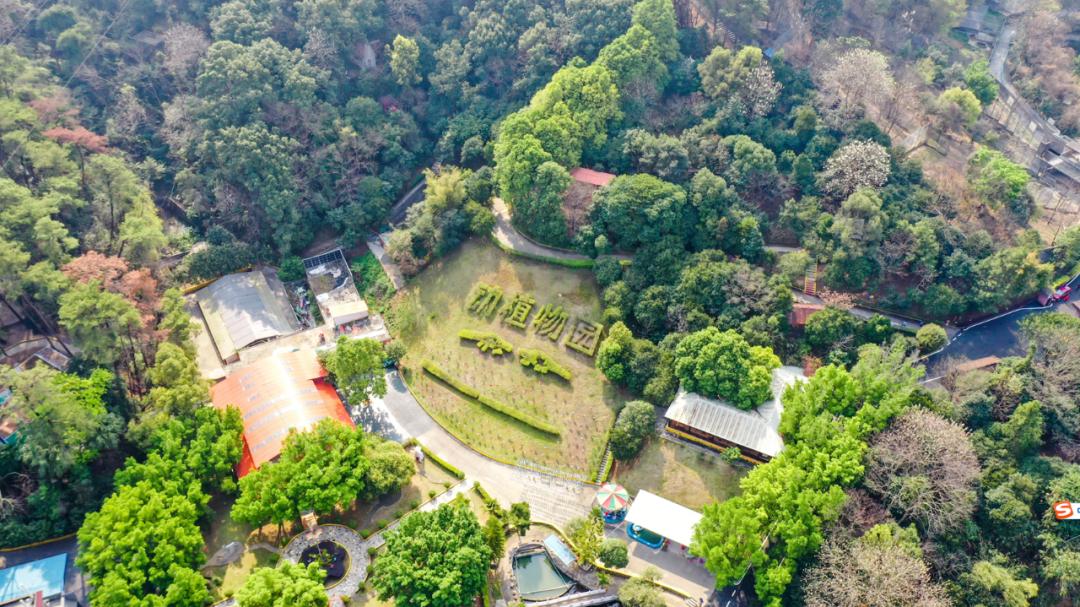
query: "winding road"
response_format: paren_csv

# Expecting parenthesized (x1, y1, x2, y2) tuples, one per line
(361, 372, 595, 528)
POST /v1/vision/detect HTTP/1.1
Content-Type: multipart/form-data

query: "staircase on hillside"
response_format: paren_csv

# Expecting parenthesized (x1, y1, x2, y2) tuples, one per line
(804, 263, 818, 296)
(595, 445, 613, 484)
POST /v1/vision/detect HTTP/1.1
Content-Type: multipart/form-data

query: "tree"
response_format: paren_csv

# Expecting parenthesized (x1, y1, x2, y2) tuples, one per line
(371, 498, 489, 607)
(964, 59, 999, 105)
(699, 45, 768, 103)
(674, 327, 781, 410)
(937, 87, 982, 131)
(618, 566, 664, 607)
(599, 538, 629, 568)
(566, 511, 604, 566)
(1, 366, 121, 480)
(232, 421, 408, 526)
(508, 502, 531, 539)
(817, 140, 891, 200)
(630, 0, 678, 63)
(969, 147, 1030, 214)
(817, 49, 894, 127)
(1020, 314, 1080, 452)
(915, 323, 948, 352)
(388, 35, 421, 86)
(959, 560, 1039, 607)
(482, 515, 506, 562)
(590, 174, 690, 250)
(58, 280, 142, 368)
(322, 337, 388, 404)
(802, 525, 949, 607)
(77, 480, 210, 607)
(610, 401, 656, 460)
(236, 562, 327, 607)
(865, 409, 979, 536)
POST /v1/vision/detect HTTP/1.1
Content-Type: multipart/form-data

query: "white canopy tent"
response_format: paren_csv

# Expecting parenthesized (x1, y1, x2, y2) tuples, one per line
(624, 490, 702, 547)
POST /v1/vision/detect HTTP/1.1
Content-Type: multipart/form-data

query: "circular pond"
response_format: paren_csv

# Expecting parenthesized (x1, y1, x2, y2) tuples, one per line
(299, 540, 350, 585)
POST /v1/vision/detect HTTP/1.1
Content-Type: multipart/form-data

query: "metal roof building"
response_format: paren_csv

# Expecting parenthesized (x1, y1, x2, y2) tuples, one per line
(210, 350, 353, 477)
(664, 366, 805, 463)
(195, 270, 300, 363)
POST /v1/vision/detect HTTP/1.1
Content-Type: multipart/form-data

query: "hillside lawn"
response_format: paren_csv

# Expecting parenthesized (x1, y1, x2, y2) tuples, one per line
(614, 439, 745, 510)
(394, 238, 621, 479)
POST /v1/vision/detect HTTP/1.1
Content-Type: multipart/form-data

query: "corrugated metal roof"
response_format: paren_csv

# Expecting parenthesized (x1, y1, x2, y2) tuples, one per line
(196, 271, 299, 360)
(664, 367, 804, 459)
(211, 350, 353, 474)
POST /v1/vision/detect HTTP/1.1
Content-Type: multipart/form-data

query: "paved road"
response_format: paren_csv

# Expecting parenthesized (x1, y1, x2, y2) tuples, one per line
(792, 291, 943, 336)
(492, 198, 597, 263)
(364, 233, 406, 290)
(364, 372, 595, 528)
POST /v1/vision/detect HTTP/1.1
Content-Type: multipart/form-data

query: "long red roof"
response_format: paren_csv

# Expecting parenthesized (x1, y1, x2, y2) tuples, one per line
(570, 167, 616, 187)
(211, 350, 353, 476)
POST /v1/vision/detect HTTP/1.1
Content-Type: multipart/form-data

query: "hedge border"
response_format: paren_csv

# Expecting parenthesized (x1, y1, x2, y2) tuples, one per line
(420, 444, 465, 479)
(490, 234, 595, 269)
(421, 359, 561, 437)
(458, 329, 514, 356)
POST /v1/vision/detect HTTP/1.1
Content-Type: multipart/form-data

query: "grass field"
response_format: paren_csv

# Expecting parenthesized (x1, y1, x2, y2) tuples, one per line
(396, 239, 621, 479)
(614, 440, 745, 510)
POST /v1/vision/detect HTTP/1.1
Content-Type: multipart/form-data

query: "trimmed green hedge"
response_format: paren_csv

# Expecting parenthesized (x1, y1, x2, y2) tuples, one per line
(473, 482, 500, 512)
(518, 348, 572, 381)
(420, 444, 465, 479)
(422, 360, 481, 398)
(490, 234, 595, 268)
(458, 329, 514, 356)
(422, 359, 561, 437)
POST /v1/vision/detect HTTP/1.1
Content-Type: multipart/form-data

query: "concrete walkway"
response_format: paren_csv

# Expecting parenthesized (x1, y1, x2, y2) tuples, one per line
(492, 198, 597, 263)
(365, 233, 406, 290)
(366, 371, 595, 528)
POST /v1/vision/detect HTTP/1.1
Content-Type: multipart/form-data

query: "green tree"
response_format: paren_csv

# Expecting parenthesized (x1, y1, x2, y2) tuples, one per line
(322, 337, 388, 404)
(618, 566, 664, 607)
(509, 502, 532, 539)
(698, 46, 765, 102)
(938, 87, 982, 130)
(388, 35, 421, 86)
(482, 515, 506, 562)
(969, 147, 1030, 213)
(631, 0, 679, 63)
(915, 323, 948, 352)
(610, 401, 656, 460)
(236, 562, 328, 607)
(58, 280, 142, 367)
(674, 327, 780, 410)
(372, 498, 490, 607)
(959, 560, 1039, 607)
(590, 174, 690, 250)
(1, 366, 121, 480)
(566, 511, 604, 566)
(964, 59, 999, 105)
(599, 538, 629, 568)
(232, 421, 406, 526)
(77, 480, 210, 607)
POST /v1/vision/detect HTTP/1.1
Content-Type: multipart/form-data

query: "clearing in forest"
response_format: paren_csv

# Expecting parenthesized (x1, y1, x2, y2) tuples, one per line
(394, 239, 620, 479)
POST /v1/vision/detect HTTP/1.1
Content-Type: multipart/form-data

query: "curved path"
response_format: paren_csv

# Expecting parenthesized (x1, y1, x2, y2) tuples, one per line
(282, 525, 368, 603)
(365, 372, 595, 528)
(492, 198, 597, 263)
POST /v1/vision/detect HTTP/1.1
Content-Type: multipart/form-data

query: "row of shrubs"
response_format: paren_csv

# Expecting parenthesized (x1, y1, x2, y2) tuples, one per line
(518, 348, 572, 381)
(419, 444, 465, 479)
(458, 329, 514, 356)
(422, 360, 561, 437)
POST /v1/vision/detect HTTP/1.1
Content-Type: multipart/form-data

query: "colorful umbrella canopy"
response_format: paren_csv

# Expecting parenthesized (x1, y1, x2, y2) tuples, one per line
(596, 483, 630, 512)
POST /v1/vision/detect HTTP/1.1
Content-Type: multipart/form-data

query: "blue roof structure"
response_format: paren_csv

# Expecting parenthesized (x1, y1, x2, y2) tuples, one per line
(0, 553, 66, 604)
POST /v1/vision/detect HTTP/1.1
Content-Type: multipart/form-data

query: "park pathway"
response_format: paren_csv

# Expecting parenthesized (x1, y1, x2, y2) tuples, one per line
(366, 371, 595, 528)
(364, 233, 406, 290)
(491, 198, 597, 263)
